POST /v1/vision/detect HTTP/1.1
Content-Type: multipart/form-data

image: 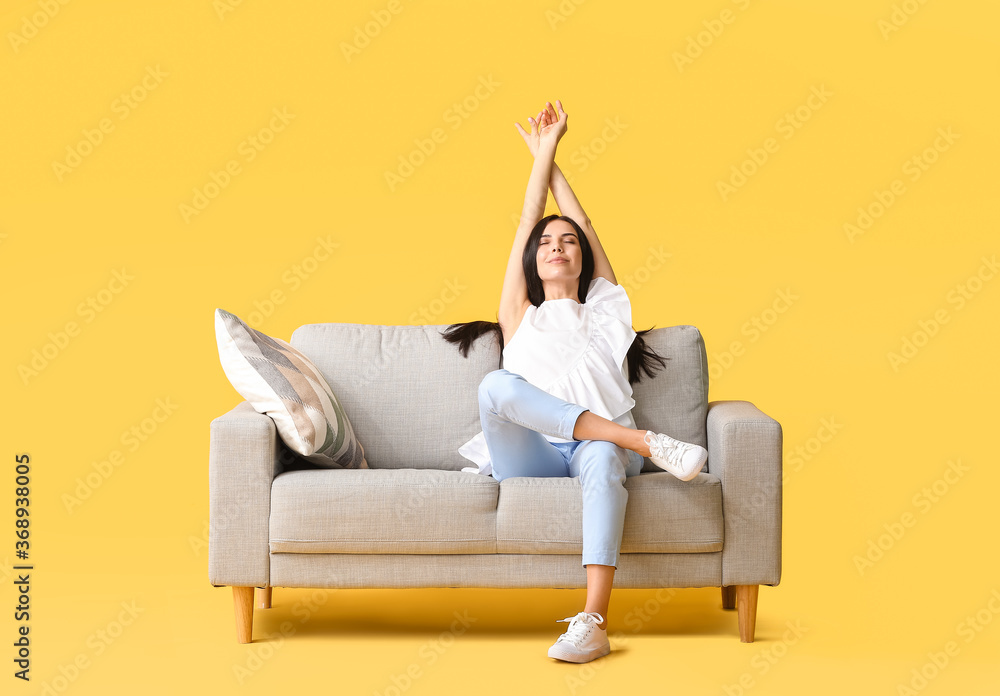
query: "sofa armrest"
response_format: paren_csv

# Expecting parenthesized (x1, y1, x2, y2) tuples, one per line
(707, 400, 782, 587)
(208, 401, 293, 587)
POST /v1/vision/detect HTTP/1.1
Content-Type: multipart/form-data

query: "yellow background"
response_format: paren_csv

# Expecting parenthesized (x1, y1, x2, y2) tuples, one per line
(2, 0, 998, 693)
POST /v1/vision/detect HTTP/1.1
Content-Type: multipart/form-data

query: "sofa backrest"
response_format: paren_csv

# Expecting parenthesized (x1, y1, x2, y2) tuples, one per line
(289, 323, 709, 471)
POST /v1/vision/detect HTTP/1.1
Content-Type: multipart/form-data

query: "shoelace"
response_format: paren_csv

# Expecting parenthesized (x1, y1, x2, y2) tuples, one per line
(647, 433, 691, 466)
(555, 611, 605, 647)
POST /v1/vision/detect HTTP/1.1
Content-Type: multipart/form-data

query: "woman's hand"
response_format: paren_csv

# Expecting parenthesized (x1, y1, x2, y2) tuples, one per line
(537, 99, 568, 148)
(514, 100, 568, 156)
(514, 109, 544, 158)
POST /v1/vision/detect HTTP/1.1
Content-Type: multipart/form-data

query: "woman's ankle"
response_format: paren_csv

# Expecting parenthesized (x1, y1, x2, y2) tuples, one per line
(584, 610, 608, 630)
(631, 429, 652, 458)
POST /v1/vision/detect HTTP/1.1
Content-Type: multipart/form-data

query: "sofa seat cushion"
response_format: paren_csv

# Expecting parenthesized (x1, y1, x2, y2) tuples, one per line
(269, 469, 498, 554)
(497, 471, 723, 554)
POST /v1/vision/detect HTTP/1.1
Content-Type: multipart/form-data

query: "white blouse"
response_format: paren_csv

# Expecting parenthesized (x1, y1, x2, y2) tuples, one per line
(458, 276, 638, 476)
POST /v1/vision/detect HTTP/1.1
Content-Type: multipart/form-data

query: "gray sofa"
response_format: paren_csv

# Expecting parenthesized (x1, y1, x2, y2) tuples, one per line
(208, 322, 782, 644)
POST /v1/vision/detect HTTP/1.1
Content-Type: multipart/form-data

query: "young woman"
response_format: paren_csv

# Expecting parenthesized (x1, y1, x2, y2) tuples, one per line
(441, 100, 708, 663)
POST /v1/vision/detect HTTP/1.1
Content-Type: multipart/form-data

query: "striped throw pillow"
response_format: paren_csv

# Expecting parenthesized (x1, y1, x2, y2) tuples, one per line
(214, 308, 367, 469)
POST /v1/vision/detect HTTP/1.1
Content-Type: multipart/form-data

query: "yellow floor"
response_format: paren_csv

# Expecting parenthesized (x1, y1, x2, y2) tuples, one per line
(12, 532, 998, 695)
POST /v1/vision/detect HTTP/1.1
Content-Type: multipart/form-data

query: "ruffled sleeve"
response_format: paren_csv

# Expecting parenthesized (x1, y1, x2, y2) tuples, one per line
(586, 276, 637, 371)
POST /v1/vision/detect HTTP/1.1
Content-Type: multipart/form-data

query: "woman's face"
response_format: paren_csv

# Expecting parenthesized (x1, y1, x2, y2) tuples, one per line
(535, 220, 581, 287)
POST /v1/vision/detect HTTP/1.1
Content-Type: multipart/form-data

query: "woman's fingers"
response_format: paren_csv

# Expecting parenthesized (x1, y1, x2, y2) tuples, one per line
(550, 100, 567, 133)
(541, 100, 566, 132)
(545, 99, 569, 121)
(520, 101, 567, 142)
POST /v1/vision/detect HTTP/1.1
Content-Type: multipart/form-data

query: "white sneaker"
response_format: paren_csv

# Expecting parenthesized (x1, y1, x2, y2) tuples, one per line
(547, 611, 611, 663)
(644, 430, 708, 481)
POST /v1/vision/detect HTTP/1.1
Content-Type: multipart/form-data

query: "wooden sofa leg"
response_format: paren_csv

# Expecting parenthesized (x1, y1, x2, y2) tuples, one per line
(736, 585, 758, 642)
(258, 586, 272, 609)
(232, 586, 254, 643)
(721, 586, 736, 610)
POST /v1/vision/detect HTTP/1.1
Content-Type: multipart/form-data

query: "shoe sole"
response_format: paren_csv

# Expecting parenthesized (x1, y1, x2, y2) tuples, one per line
(548, 642, 611, 663)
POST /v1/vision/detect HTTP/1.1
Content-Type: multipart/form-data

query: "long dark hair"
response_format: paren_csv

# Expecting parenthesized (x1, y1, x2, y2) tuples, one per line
(440, 214, 668, 384)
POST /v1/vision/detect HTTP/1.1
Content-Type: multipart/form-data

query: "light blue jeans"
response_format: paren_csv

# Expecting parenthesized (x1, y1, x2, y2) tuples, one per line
(478, 369, 643, 569)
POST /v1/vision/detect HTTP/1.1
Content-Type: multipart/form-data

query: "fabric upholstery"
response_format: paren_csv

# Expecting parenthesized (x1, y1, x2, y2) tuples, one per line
(268, 551, 722, 589)
(496, 472, 723, 554)
(269, 468, 499, 554)
(208, 401, 292, 587)
(625, 325, 710, 473)
(266, 468, 723, 556)
(289, 323, 498, 470)
(707, 400, 783, 586)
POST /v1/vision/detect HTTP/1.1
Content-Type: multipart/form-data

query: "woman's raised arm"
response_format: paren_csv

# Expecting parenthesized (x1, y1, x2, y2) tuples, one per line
(548, 159, 617, 286)
(498, 117, 563, 332)
(519, 101, 617, 286)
